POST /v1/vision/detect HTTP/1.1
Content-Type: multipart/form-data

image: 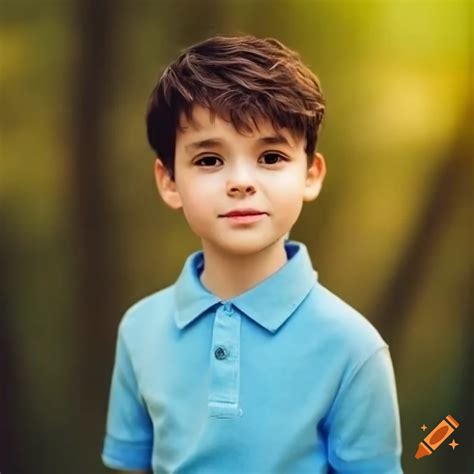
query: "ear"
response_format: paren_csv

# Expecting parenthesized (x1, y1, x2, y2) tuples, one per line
(303, 152, 326, 202)
(154, 158, 183, 210)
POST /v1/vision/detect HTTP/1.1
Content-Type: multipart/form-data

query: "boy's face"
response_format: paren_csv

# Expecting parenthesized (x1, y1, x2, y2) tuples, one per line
(155, 105, 326, 256)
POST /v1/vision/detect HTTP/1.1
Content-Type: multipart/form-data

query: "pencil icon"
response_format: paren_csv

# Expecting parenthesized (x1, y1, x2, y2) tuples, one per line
(415, 414, 460, 459)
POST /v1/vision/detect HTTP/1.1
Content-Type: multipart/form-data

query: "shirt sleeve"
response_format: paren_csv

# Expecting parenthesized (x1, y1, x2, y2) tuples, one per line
(326, 345, 403, 473)
(101, 320, 154, 471)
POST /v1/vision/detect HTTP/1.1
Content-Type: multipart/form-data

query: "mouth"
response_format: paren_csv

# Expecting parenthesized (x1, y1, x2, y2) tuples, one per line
(219, 209, 268, 218)
(219, 212, 268, 224)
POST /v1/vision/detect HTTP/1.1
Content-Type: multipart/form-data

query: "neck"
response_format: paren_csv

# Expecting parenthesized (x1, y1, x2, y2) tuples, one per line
(199, 237, 288, 300)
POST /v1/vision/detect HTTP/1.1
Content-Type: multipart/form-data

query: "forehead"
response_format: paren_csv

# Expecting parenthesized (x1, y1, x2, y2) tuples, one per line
(177, 104, 301, 148)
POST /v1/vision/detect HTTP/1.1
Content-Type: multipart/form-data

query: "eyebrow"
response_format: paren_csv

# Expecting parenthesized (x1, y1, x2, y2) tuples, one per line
(184, 134, 294, 153)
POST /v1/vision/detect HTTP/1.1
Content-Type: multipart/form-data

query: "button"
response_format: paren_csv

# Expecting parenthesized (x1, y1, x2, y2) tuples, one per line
(214, 346, 228, 360)
(223, 302, 233, 315)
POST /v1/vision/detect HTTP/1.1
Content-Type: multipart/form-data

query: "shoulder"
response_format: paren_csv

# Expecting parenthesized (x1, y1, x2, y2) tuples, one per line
(117, 284, 175, 339)
(304, 281, 388, 362)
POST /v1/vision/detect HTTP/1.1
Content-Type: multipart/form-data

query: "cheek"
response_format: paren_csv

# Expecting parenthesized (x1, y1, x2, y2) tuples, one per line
(177, 176, 218, 225)
(264, 170, 306, 227)
(266, 169, 306, 205)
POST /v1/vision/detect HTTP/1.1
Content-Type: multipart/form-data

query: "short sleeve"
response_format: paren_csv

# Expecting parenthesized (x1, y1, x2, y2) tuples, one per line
(326, 345, 403, 473)
(101, 321, 153, 470)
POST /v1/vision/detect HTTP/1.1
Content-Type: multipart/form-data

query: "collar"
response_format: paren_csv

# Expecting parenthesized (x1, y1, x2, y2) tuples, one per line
(173, 240, 318, 333)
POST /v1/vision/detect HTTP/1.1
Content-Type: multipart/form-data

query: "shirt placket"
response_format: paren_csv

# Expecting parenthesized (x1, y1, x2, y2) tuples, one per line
(208, 302, 242, 418)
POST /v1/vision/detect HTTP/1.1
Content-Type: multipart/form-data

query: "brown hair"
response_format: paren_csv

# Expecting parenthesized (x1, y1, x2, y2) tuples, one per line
(146, 34, 326, 180)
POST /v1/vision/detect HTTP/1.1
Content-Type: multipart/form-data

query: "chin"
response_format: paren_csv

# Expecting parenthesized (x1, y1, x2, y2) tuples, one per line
(209, 234, 285, 256)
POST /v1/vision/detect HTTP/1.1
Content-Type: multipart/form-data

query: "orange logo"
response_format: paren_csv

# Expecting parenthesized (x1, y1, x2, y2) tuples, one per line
(415, 414, 460, 459)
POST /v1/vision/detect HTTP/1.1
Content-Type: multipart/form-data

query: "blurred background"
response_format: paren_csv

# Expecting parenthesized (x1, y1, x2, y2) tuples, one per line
(1, 0, 472, 473)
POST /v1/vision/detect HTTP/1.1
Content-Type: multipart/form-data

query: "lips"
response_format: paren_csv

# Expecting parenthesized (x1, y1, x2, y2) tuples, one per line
(220, 208, 268, 217)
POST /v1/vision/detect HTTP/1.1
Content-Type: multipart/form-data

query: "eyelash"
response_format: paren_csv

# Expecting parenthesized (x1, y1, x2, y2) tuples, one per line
(194, 152, 288, 167)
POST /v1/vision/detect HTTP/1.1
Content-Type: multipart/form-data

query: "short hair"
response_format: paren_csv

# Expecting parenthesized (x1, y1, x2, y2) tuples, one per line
(146, 34, 326, 180)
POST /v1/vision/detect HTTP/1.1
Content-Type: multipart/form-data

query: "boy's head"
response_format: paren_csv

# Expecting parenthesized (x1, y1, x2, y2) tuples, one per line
(148, 35, 327, 255)
(147, 34, 325, 181)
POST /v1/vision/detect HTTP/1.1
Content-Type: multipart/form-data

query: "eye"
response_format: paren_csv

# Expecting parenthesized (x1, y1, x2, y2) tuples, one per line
(194, 155, 222, 167)
(260, 152, 288, 165)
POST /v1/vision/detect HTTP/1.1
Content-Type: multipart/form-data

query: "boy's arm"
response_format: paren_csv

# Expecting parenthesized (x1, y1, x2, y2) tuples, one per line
(102, 320, 154, 471)
(324, 345, 403, 473)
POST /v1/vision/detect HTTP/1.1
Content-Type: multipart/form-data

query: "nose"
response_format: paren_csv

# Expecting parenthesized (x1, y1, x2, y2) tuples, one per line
(227, 183, 256, 197)
(226, 165, 256, 198)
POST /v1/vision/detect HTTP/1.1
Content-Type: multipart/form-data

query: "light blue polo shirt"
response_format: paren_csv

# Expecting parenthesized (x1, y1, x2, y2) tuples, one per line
(102, 240, 403, 473)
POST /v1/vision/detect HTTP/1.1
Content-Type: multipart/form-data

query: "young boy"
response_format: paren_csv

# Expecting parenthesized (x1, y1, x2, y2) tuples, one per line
(101, 35, 403, 473)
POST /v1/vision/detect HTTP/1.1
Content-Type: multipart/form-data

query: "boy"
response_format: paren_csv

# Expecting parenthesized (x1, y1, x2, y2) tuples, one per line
(101, 35, 403, 473)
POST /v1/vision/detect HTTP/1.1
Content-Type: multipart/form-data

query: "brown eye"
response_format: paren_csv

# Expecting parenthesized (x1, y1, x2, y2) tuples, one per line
(261, 152, 287, 165)
(195, 156, 222, 167)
